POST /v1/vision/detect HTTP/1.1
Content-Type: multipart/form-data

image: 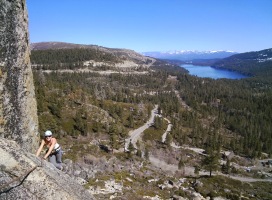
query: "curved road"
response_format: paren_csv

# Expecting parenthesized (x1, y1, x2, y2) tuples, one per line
(125, 105, 159, 150)
(124, 104, 272, 182)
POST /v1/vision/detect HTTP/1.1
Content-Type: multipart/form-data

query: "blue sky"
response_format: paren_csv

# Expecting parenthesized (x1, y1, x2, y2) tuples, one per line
(27, 0, 272, 53)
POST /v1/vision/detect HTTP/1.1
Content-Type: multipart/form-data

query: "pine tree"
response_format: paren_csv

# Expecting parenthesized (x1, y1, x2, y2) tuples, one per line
(128, 140, 134, 154)
(202, 152, 220, 177)
(225, 158, 231, 174)
(165, 133, 173, 146)
(144, 148, 149, 160)
(178, 158, 186, 175)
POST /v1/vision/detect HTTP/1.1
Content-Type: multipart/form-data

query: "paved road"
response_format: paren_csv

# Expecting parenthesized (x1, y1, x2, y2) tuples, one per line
(125, 105, 159, 150)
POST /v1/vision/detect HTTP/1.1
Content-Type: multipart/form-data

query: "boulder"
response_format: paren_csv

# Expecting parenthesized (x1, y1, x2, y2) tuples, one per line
(0, 138, 95, 200)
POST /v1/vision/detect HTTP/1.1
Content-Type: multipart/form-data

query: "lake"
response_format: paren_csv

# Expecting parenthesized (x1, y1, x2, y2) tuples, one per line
(181, 64, 249, 79)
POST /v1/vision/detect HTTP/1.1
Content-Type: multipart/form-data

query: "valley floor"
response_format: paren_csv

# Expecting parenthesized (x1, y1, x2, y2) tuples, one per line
(125, 105, 272, 183)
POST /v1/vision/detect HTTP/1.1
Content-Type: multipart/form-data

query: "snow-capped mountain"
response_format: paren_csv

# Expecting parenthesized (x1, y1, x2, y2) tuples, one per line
(142, 50, 237, 60)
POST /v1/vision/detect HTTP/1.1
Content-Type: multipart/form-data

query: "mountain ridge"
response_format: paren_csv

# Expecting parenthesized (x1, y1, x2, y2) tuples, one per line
(142, 50, 238, 60)
(30, 42, 188, 75)
(29, 41, 272, 199)
(212, 48, 272, 76)
(31, 41, 156, 68)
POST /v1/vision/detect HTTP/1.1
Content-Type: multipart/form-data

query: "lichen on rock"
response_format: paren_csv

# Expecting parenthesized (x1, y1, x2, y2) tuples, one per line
(0, 0, 39, 153)
(0, 1, 95, 199)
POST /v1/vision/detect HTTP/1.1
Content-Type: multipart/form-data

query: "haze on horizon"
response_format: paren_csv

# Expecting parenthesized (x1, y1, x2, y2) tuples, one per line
(27, 0, 272, 53)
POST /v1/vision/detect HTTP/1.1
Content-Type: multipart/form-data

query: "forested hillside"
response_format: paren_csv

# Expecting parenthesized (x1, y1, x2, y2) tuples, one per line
(212, 48, 272, 77)
(30, 45, 272, 199)
(174, 75, 272, 157)
(31, 47, 272, 158)
(31, 48, 121, 68)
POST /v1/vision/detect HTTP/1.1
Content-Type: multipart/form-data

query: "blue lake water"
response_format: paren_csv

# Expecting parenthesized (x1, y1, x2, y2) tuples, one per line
(181, 64, 249, 80)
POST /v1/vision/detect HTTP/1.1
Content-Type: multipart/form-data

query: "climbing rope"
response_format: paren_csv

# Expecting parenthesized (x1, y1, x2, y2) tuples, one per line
(0, 166, 37, 191)
(0, 158, 43, 191)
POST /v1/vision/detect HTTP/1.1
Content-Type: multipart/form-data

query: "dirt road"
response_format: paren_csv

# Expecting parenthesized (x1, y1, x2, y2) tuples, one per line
(125, 105, 159, 150)
(161, 118, 172, 143)
(124, 104, 272, 182)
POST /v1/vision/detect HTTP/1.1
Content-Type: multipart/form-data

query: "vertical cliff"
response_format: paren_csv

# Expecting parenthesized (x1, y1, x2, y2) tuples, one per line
(0, 1, 95, 199)
(0, 0, 39, 153)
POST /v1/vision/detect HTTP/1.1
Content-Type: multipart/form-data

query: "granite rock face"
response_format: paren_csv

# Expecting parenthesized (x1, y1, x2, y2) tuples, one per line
(0, 138, 95, 200)
(0, 1, 95, 199)
(0, 0, 39, 152)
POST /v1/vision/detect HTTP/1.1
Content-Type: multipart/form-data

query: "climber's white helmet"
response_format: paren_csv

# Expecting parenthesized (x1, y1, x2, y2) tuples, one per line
(44, 130, 52, 137)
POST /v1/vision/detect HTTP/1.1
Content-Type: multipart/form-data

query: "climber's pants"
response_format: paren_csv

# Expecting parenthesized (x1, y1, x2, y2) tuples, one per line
(49, 149, 62, 170)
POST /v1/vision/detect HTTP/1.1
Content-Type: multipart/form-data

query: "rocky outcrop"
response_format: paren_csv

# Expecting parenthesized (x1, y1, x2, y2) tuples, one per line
(0, 0, 39, 152)
(0, 1, 95, 199)
(0, 138, 94, 199)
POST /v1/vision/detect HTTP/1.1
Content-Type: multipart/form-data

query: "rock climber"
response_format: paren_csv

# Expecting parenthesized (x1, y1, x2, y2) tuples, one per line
(36, 130, 63, 170)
